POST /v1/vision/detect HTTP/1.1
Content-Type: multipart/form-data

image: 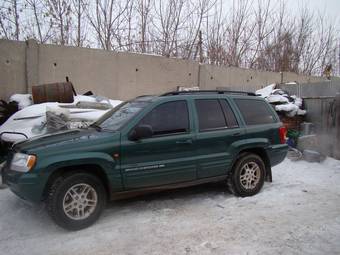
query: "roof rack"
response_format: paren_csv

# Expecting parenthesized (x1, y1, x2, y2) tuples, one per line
(161, 90, 257, 96)
(135, 95, 155, 98)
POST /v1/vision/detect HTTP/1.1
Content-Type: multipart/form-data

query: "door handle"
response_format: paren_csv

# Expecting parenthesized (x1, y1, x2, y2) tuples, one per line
(232, 132, 241, 136)
(176, 139, 193, 144)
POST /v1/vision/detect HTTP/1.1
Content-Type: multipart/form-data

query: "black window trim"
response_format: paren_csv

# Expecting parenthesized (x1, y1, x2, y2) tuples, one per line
(132, 99, 191, 139)
(199, 126, 230, 132)
(219, 99, 239, 129)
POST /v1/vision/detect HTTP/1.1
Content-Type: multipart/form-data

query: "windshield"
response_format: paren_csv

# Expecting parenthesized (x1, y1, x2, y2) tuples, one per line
(94, 99, 151, 131)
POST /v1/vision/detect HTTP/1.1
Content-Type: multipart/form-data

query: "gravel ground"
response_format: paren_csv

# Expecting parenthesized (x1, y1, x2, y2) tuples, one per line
(1, 158, 340, 255)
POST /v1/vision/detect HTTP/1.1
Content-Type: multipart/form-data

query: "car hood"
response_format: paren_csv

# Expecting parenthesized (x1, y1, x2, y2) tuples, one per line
(13, 128, 118, 153)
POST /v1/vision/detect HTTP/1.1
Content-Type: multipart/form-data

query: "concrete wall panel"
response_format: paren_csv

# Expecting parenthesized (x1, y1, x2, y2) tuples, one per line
(114, 52, 198, 100)
(0, 40, 26, 100)
(37, 44, 120, 99)
(37, 45, 198, 100)
(200, 65, 325, 92)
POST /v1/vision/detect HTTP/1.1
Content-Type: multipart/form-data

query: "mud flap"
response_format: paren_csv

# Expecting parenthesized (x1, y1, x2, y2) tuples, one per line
(265, 166, 272, 182)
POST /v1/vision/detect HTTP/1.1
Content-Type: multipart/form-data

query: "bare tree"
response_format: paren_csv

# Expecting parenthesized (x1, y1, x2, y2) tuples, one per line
(151, 0, 186, 57)
(226, 0, 256, 67)
(45, 0, 72, 45)
(25, 0, 54, 43)
(0, 0, 338, 76)
(71, 0, 89, 46)
(248, 0, 272, 68)
(183, 0, 216, 60)
(87, 0, 130, 50)
(136, 0, 151, 53)
(0, 0, 22, 40)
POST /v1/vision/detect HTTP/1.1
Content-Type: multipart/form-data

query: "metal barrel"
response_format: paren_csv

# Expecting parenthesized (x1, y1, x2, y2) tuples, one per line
(32, 82, 74, 104)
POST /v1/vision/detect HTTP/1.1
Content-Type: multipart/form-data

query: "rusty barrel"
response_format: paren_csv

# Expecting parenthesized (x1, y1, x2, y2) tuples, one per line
(32, 82, 74, 104)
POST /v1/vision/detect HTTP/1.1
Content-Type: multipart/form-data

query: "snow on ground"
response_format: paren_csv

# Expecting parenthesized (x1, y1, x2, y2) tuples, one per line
(1, 158, 340, 255)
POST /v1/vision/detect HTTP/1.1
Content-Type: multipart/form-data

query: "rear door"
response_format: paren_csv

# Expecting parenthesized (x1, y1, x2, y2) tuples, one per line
(120, 100, 197, 189)
(193, 97, 246, 179)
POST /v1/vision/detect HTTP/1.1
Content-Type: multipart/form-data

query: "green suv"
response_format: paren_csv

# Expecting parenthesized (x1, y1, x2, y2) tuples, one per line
(2, 90, 288, 230)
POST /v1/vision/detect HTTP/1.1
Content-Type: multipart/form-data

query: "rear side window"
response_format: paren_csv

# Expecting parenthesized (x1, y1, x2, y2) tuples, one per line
(235, 99, 276, 125)
(195, 99, 227, 131)
(138, 100, 189, 136)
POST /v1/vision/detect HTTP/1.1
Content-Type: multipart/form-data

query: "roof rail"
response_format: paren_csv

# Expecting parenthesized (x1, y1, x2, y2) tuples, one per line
(135, 95, 154, 98)
(161, 90, 257, 96)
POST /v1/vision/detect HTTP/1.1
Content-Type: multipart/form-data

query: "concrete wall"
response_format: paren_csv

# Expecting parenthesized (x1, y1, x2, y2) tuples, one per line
(0, 39, 326, 101)
(199, 65, 325, 92)
(0, 40, 26, 99)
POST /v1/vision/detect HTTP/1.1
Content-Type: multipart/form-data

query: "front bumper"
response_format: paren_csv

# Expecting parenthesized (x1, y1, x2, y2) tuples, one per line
(2, 163, 43, 203)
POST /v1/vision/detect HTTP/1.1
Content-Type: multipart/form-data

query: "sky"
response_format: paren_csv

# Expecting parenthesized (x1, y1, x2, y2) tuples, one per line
(285, 0, 340, 30)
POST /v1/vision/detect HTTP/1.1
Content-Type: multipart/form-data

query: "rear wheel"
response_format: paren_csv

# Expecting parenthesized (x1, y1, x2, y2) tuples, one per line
(227, 153, 265, 197)
(46, 172, 106, 230)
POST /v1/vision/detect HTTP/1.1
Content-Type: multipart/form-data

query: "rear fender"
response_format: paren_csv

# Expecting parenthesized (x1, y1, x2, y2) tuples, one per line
(229, 138, 272, 182)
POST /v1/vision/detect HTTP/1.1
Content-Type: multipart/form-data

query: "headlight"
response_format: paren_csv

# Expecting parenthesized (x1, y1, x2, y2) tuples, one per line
(11, 153, 37, 172)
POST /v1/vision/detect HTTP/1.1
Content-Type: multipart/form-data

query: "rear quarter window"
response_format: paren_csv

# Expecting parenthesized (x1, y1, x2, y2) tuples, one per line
(234, 99, 277, 125)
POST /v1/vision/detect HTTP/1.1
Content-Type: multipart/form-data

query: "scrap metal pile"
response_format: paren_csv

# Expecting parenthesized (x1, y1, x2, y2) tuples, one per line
(256, 83, 306, 117)
(0, 82, 122, 146)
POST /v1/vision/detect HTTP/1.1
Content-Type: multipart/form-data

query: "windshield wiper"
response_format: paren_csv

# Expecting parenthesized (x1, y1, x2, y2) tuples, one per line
(90, 123, 117, 133)
(90, 123, 102, 131)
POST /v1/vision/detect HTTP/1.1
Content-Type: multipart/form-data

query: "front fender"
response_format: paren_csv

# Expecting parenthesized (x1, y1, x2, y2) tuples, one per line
(34, 152, 122, 196)
(38, 152, 116, 173)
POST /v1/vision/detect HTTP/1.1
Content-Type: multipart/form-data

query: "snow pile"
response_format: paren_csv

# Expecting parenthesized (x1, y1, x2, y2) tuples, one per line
(267, 94, 289, 104)
(255, 83, 276, 98)
(9, 94, 32, 109)
(0, 95, 122, 143)
(256, 84, 306, 117)
(178, 86, 200, 92)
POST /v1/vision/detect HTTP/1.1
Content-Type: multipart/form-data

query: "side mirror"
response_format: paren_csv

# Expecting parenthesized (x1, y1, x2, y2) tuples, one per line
(129, 125, 153, 141)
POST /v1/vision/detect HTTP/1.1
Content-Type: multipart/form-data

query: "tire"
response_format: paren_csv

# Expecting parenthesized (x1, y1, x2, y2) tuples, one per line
(227, 153, 265, 197)
(46, 172, 107, 231)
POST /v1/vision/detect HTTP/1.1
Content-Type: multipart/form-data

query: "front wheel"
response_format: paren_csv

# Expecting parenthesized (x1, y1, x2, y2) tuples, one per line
(46, 172, 107, 230)
(227, 153, 265, 197)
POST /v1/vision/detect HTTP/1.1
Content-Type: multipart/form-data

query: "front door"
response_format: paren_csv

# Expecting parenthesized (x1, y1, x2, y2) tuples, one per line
(120, 100, 196, 189)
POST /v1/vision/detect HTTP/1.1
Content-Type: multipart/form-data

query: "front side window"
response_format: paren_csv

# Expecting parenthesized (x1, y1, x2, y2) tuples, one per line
(138, 100, 189, 136)
(195, 99, 227, 131)
(235, 99, 276, 125)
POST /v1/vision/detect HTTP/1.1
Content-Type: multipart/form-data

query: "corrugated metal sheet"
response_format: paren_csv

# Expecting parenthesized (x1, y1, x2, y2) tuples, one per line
(279, 80, 340, 98)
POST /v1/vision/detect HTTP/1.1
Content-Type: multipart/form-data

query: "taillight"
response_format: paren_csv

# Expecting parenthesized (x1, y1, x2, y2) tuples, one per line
(279, 126, 286, 144)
